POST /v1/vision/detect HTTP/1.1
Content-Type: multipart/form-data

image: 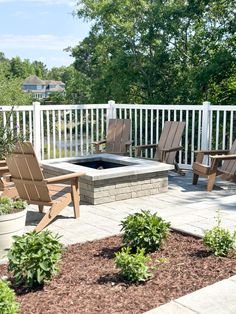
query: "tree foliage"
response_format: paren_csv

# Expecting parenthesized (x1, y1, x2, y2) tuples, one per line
(72, 0, 236, 104)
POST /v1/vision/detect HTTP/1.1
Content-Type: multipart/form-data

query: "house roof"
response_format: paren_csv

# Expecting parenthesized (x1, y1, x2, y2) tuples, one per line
(23, 76, 65, 86)
(23, 75, 45, 85)
(48, 86, 65, 92)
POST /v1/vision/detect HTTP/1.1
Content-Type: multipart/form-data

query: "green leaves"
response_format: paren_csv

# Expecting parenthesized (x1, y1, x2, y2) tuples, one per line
(121, 210, 170, 253)
(203, 226, 236, 257)
(0, 280, 19, 314)
(203, 210, 236, 257)
(73, 0, 235, 104)
(8, 230, 63, 288)
(115, 210, 169, 283)
(115, 247, 152, 282)
(0, 197, 27, 215)
(0, 107, 26, 160)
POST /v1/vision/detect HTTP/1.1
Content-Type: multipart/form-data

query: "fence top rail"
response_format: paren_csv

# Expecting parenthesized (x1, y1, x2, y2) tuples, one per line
(209, 105, 236, 111)
(114, 104, 204, 110)
(39, 104, 110, 111)
(0, 105, 33, 112)
(0, 103, 236, 112)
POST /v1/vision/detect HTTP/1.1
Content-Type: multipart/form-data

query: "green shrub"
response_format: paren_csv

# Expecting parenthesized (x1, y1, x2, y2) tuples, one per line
(203, 227, 236, 256)
(203, 211, 236, 256)
(121, 210, 170, 252)
(8, 230, 63, 288)
(0, 197, 27, 215)
(115, 247, 152, 282)
(0, 280, 19, 314)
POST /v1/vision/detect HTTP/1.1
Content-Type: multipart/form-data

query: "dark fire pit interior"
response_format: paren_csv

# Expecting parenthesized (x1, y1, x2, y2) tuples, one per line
(69, 160, 127, 170)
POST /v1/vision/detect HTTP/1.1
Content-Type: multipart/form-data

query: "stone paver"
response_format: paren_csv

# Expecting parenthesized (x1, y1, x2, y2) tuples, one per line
(2, 170, 236, 313)
(145, 276, 236, 314)
(175, 276, 236, 314)
(145, 301, 198, 314)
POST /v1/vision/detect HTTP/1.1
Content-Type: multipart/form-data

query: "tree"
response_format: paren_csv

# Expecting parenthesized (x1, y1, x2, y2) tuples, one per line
(0, 73, 32, 105)
(31, 61, 48, 78)
(72, 0, 235, 104)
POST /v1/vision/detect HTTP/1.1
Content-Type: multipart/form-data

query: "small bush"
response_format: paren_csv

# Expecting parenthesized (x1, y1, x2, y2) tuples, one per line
(0, 279, 19, 314)
(203, 227, 236, 256)
(121, 210, 170, 252)
(0, 197, 27, 215)
(115, 247, 152, 282)
(8, 230, 63, 288)
(203, 211, 236, 256)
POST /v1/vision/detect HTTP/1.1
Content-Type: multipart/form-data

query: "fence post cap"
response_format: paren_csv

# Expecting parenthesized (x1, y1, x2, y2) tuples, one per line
(202, 101, 211, 107)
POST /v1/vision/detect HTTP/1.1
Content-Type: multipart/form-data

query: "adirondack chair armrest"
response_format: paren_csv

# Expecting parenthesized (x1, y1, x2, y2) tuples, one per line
(161, 146, 183, 153)
(45, 172, 85, 184)
(194, 149, 230, 164)
(135, 144, 157, 157)
(194, 149, 229, 155)
(91, 140, 107, 145)
(92, 140, 107, 153)
(210, 154, 236, 161)
(125, 141, 132, 148)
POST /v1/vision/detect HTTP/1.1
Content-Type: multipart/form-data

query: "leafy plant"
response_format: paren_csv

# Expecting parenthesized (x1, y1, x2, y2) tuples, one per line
(121, 210, 170, 253)
(0, 279, 19, 314)
(0, 197, 27, 215)
(8, 230, 63, 288)
(203, 210, 236, 256)
(0, 108, 25, 160)
(115, 247, 152, 282)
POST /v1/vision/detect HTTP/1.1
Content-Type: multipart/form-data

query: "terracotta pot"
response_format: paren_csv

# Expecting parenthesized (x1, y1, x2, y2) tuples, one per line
(0, 208, 27, 259)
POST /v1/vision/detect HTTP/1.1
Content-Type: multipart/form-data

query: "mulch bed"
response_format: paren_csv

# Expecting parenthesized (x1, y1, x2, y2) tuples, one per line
(1, 231, 236, 314)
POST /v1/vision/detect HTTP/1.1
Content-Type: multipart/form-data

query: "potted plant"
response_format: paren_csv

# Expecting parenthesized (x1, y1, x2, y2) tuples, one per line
(0, 197, 27, 259)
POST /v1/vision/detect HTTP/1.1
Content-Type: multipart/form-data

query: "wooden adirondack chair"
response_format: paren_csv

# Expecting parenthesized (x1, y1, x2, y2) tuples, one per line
(93, 119, 131, 155)
(135, 121, 186, 175)
(192, 140, 236, 191)
(5, 142, 85, 232)
(0, 160, 17, 198)
(0, 160, 8, 191)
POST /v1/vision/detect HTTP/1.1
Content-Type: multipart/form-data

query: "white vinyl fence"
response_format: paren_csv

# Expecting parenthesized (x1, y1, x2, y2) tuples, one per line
(1, 101, 236, 169)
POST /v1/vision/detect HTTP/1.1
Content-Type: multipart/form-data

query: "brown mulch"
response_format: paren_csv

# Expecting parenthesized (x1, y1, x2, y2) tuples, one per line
(1, 231, 236, 314)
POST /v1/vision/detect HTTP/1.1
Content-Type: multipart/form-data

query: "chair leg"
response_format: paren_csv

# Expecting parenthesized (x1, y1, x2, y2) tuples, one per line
(71, 178, 80, 218)
(38, 205, 44, 213)
(174, 162, 185, 176)
(192, 173, 199, 185)
(35, 194, 71, 232)
(207, 173, 216, 192)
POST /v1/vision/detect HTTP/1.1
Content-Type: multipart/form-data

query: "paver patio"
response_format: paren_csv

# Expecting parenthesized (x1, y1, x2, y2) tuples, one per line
(25, 170, 236, 244)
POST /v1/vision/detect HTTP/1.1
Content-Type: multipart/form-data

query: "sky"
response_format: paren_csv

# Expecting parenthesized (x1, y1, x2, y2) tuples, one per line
(0, 0, 91, 69)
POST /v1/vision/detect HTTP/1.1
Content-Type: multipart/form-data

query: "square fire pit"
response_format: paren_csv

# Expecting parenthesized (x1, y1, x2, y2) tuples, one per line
(42, 154, 174, 205)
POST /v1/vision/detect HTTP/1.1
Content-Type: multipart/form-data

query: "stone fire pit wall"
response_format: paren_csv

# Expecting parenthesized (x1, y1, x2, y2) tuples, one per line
(80, 172, 168, 204)
(42, 154, 173, 205)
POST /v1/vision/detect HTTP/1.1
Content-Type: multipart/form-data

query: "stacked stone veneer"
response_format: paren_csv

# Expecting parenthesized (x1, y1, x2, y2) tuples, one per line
(43, 166, 169, 205)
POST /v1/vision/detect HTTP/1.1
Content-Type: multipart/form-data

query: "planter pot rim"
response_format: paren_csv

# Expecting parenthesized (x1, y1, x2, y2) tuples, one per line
(0, 208, 27, 222)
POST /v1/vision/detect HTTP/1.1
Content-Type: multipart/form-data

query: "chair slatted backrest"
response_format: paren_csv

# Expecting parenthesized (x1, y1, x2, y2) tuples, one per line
(155, 121, 186, 164)
(6, 142, 52, 203)
(106, 119, 131, 155)
(220, 140, 236, 175)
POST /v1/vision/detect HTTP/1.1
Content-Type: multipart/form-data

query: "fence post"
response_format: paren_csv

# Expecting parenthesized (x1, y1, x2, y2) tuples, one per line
(201, 101, 211, 151)
(106, 100, 116, 131)
(107, 100, 116, 119)
(33, 101, 41, 160)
